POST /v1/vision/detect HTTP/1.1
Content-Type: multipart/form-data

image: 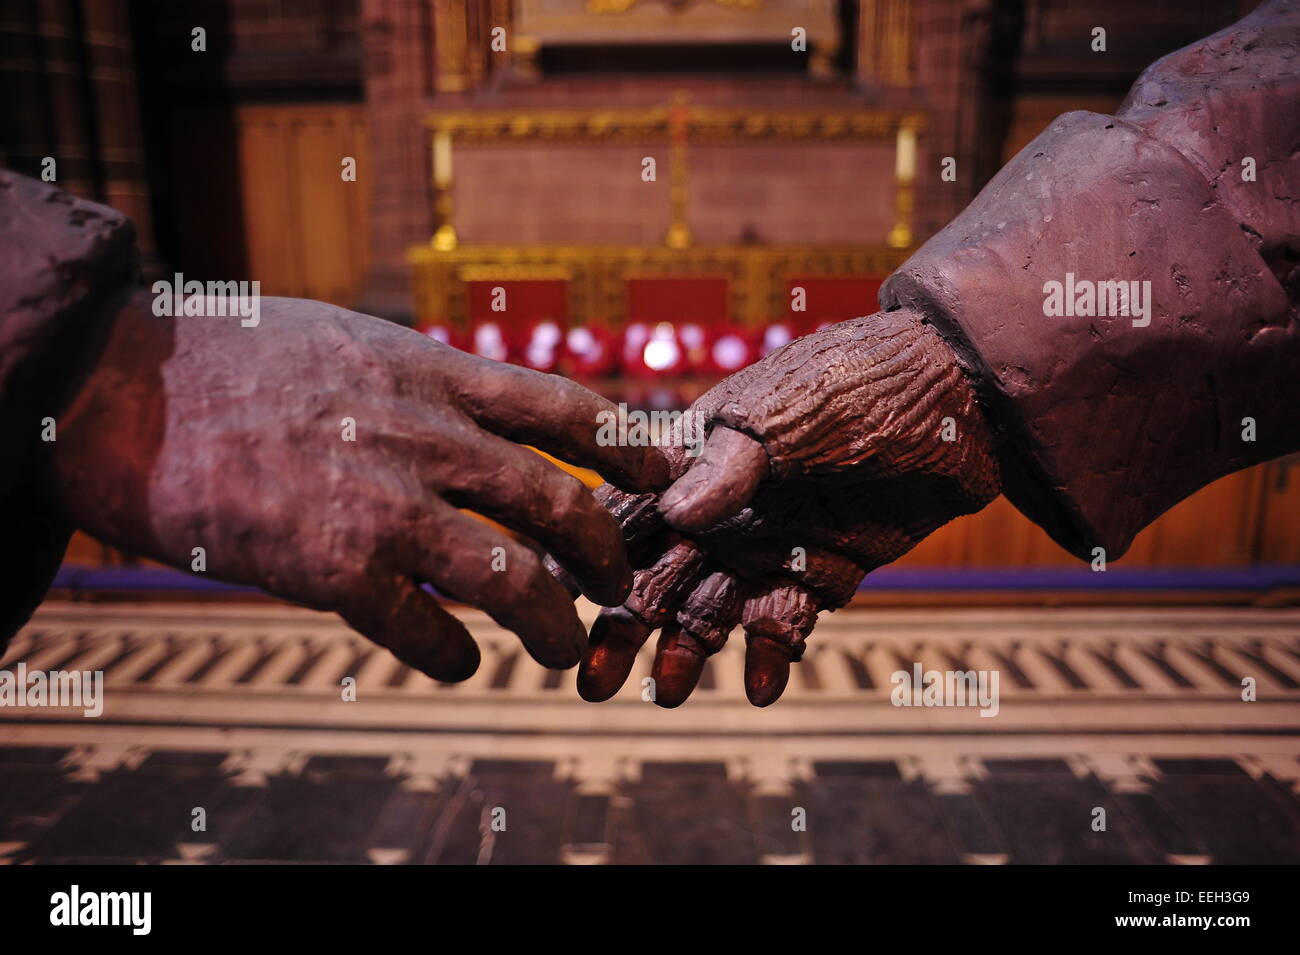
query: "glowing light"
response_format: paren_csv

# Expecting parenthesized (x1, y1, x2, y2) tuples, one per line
(567, 327, 597, 355)
(644, 326, 681, 371)
(533, 321, 561, 346)
(525, 321, 561, 367)
(474, 323, 507, 362)
(762, 324, 792, 355)
(712, 334, 748, 370)
(624, 322, 649, 348)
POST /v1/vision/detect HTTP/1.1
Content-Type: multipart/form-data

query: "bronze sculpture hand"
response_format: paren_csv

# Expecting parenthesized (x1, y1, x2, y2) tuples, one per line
(576, 0, 1300, 709)
(574, 307, 1000, 707)
(45, 287, 668, 682)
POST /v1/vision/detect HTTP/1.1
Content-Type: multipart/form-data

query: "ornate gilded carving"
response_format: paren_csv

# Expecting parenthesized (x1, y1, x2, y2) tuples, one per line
(414, 99, 920, 321)
(426, 105, 922, 145)
(408, 244, 910, 326)
(587, 0, 765, 12)
(518, 0, 838, 77)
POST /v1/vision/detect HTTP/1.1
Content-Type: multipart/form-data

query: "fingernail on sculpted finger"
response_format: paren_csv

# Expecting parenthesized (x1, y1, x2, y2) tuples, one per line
(651, 626, 708, 708)
(577, 607, 651, 702)
(744, 636, 792, 707)
(740, 583, 820, 707)
(660, 427, 768, 532)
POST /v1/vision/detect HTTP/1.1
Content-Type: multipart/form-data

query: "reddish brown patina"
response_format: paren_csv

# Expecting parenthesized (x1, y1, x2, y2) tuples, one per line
(578, 0, 1300, 707)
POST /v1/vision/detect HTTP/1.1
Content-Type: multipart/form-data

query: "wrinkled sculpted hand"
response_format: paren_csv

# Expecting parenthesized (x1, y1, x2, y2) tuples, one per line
(572, 307, 1001, 707)
(48, 288, 668, 682)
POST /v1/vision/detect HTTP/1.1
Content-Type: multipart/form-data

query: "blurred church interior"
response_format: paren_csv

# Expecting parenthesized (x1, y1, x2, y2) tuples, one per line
(6, 0, 1296, 577)
(1, 0, 1298, 865)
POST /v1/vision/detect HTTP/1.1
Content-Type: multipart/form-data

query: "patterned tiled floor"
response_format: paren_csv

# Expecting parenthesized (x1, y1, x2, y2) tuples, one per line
(2, 601, 1299, 864)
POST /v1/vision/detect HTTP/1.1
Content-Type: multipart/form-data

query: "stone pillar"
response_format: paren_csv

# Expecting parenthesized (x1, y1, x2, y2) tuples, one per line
(357, 0, 509, 322)
(910, 0, 965, 239)
(909, 0, 1010, 242)
(82, 0, 158, 269)
(0, 0, 158, 268)
(355, 0, 435, 322)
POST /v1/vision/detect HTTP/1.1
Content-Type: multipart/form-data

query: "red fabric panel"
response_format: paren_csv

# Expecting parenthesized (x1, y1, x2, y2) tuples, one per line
(628, 277, 729, 323)
(787, 277, 884, 320)
(467, 280, 567, 323)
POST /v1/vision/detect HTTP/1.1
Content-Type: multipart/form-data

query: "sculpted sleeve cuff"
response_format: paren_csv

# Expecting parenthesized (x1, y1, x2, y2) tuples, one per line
(0, 171, 138, 643)
(881, 1, 1300, 561)
(881, 113, 1298, 560)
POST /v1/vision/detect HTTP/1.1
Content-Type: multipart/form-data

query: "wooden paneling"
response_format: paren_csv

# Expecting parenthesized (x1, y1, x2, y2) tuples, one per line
(1257, 457, 1300, 564)
(896, 463, 1280, 568)
(235, 103, 370, 307)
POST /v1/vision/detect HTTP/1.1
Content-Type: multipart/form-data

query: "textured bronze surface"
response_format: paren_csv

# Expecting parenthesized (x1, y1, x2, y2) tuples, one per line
(579, 0, 1300, 708)
(884, 0, 1300, 559)
(0, 171, 669, 681)
(582, 310, 1000, 707)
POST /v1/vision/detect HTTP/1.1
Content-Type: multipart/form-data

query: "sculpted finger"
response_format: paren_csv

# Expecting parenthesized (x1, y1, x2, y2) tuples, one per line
(659, 426, 768, 532)
(779, 547, 866, 609)
(438, 425, 632, 607)
(694, 528, 867, 610)
(338, 574, 480, 683)
(795, 548, 868, 608)
(577, 607, 652, 703)
(594, 484, 669, 567)
(440, 351, 670, 492)
(577, 536, 705, 702)
(411, 505, 587, 669)
(741, 581, 820, 707)
(546, 501, 708, 600)
(651, 570, 744, 708)
(622, 536, 706, 630)
(649, 624, 708, 709)
(542, 483, 666, 597)
(676, 570, 745, 653)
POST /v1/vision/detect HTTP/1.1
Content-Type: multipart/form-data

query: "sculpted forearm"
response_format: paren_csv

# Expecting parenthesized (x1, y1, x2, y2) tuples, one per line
(33, 276, 668, 680)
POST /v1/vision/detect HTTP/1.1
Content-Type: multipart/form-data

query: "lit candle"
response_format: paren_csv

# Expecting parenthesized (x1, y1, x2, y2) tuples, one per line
(895, 125, 916, 183)
(434, 130, 453, 188)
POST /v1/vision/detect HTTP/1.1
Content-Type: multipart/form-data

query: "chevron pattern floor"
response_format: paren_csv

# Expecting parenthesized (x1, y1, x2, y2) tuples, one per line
(2, 601, 1298, 864)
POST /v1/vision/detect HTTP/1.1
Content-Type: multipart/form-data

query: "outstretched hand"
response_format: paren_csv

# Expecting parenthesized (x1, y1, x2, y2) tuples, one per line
(48, 289, 668, 682)
(571, 308, 1002, 707)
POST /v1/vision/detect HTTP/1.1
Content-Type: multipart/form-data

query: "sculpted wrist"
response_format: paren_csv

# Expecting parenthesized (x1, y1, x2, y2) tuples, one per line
(707, 306, 1002, 511)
